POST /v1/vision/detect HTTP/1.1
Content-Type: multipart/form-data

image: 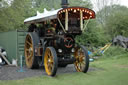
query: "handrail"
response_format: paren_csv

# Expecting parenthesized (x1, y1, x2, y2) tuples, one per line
(83, 17, 91, 31)
(57, 18, 66, 33)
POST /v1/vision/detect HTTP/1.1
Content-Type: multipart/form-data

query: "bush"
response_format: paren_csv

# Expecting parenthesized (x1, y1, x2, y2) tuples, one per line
(75, 20, 110, 47)
(102, 46, 128, 59)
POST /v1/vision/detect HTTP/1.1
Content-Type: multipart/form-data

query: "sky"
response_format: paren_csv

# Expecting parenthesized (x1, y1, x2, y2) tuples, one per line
(90, 0, 128, 11)
(120, 0, 128, 7)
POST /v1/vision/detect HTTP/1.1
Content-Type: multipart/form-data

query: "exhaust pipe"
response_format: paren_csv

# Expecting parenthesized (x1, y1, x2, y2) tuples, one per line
(61, 0, 69, 8)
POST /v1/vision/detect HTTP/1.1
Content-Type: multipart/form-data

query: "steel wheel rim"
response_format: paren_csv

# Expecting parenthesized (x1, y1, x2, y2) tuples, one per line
(44, 48, 54, 75)
(74, 48, 86, 72)
(25, 34, 34, 68)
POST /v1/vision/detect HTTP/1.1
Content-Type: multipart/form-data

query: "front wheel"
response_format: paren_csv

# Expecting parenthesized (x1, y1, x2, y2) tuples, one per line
(44, 47, 58, 76)
(74, 45, 89, 73)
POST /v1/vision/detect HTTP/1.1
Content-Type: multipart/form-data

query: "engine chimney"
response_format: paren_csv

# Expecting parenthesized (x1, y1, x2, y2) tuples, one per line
(61, 0, 69, 8)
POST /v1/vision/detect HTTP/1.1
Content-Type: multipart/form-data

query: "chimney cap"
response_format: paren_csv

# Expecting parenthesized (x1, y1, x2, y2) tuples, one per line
(61, 0, 69, 8)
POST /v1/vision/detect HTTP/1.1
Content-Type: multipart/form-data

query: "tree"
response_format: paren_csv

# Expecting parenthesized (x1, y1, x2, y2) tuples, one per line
(0, 0, 10, 8)
(93, 0, 120, 27)
(91, 0, 120, 11)
(75, 19, 109, 47)
(105, 5, 128, 37)
(0, 0, 93, 32)
(31, 0, 92, 13)
(0, 0, 32, 31)
(69, 0, 92, 8)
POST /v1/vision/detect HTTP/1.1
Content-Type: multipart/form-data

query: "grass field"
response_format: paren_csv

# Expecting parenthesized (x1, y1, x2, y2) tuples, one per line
(0, 53, 128, 85)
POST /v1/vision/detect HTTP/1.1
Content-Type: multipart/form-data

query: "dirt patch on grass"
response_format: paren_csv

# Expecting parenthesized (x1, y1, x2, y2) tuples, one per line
(116, 64, 128, 68)
(0, 64, 98, 80)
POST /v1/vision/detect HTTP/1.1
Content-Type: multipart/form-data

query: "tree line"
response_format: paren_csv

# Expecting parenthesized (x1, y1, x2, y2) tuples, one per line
(0, 0, 128, 46)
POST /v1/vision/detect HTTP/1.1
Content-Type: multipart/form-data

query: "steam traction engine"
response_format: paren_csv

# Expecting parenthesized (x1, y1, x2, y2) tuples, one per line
(24, 0, 95, 76)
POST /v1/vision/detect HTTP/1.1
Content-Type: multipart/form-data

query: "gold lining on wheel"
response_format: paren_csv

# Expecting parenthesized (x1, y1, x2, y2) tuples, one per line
(25, 34, 34, 68)
(44, 48, 54, 75)
(74, 48, 86, 72)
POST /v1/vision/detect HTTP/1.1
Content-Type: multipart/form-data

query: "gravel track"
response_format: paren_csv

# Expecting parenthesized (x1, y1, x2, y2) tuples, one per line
(0, 65, 97, 80)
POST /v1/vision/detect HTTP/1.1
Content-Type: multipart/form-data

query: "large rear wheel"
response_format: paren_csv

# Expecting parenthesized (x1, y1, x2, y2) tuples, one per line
(44, 47, 58, 76)
(24, 32, 39, 69)
(74, 45, 89, 73)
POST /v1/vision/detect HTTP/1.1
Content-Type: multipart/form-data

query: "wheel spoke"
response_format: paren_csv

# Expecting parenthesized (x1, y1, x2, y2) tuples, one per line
(47, 61, 53, 72)
(48, 65, 52, 72)
(75, 62, 80, 71)
(74, 46, 89, 73)
(25, 48, 29, 51)
(26, 41, 32, 46)
(48, 50, 52, 57)
(25, 34, 40, 69)
(81, 61, 85, 65)
(77, 63, 81, 72)
(50, 56, 53, 62)
(80, 62, 85, 70)
(79, 63, 82, 70)
(27, 36, 31, 42)
(44, 47, 58, 76)
(27, 55, 32, 61)
(47, 50, 50, 57)
(26, 38, 33, 62)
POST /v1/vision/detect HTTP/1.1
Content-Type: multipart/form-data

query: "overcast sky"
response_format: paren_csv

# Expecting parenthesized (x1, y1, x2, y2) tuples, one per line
(120, 0, 128, 7)
(90, 0, 128, 11)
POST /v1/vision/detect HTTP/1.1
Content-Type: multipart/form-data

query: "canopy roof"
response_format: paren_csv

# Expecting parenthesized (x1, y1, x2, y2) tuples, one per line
(24, 8, 62, 24)
(24, 7, 95, 24)
(58, 7, 95, 20)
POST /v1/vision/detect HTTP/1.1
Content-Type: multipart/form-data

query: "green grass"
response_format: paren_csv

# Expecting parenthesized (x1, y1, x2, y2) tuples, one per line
(0, 54, 128, 85)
